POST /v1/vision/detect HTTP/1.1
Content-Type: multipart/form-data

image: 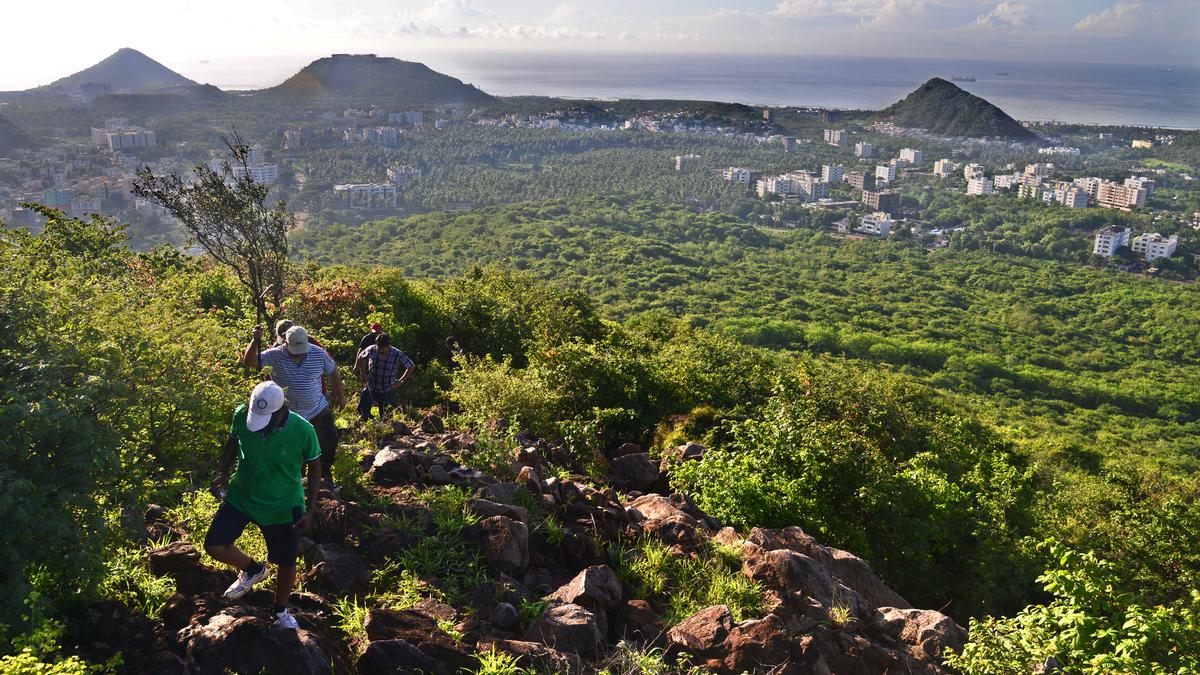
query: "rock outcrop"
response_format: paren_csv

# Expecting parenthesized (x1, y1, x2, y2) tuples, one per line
(87, 420, 966, 674)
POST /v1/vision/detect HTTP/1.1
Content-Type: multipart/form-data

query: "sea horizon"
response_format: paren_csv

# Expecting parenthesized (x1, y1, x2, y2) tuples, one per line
(163, 50, 1198, 130)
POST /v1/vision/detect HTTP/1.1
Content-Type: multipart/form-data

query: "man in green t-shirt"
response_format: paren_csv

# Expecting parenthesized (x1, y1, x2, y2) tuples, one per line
(205, 381, 321, 630)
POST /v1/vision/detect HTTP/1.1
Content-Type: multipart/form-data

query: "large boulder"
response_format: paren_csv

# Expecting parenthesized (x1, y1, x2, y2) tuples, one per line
(370, 447, 419, 484)
(464, 516, 530, 577)
(176, 610, 332, 675)
(548, 565, 623, 611)
(743, 549, 835, 608)
(667, 605, 734, 659)
(609, 599, 666, 645)
(479, 638, 582, 674)
(356, 639, 440, 675)
(658, 442, 706, 473)
(526, 603, 605, 659)
(627, 494, 695, 523)
(147, 541, 233, 595)
(607, 453, 659, 492)
(748, 526, 912, 610)
(363, 608, 475, 672)
(467, 498, 528, 522)
(723, 614, 791, 673)
(875, 607, 967, 661)
(643, 514, 706, 554)
(305, 543, 367, 594)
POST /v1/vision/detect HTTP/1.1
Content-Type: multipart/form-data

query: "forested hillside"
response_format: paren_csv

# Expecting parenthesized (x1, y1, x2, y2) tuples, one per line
(3, 199, 1199, 671)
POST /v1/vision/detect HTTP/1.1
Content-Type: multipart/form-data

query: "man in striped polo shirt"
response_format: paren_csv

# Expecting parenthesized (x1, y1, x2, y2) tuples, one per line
(243, 324, 344, 484)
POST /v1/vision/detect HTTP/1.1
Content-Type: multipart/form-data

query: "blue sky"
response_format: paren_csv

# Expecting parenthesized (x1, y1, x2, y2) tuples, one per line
(2, 0, 1196, 89)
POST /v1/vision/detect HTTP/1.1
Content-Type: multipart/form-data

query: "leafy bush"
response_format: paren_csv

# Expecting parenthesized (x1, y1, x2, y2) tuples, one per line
(946, 542, 1200, 674)
(671, 361, 1038, 618)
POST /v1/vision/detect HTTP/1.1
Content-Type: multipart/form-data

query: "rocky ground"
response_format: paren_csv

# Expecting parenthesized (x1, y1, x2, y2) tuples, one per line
(75, 416, 967, 674)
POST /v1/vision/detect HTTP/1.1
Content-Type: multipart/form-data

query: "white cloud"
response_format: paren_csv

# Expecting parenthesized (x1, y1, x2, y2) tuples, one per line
(971, 1, 1030, 29)
(1074, 1, 1143, 36)
(380, 0, 606, 40)
(770, 0, 923, 19)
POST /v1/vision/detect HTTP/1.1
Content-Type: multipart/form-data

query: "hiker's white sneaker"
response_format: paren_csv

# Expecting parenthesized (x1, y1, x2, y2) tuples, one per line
(223, 564, 268, 599)
(274, 608, 299, 630)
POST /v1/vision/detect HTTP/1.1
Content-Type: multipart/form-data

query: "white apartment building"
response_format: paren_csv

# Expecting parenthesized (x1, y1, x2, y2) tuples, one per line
(933, 159, 957, 178)
(1125, 176, 1156, 196)
(821, 164, 844, 183)
(1024, 162, 1055, 179)
(1092, 226, 1130, 256)
(674, 154, 702, 171)
(824, 129, 848, 146)
(1131, 139, 1153, 149)
(899, 148, 922, 165)
(857, 211, 893, 237)
(875, 164, 896, 184)
(1058, 187, 1089, 209)
(966, 177, 994, 196)
(993, 173, 1023, 190)
(387, 164, 422, 185)
(963, 163, 984, 180)
(1018, 183, 1043, 200)
(1038, 146, 1080, 155)
(723, 167, 755, 184)
(333, 182, 398, 207)
(1131, 233, 1179, 260)
(105, 129, 157, 152)
(231, 163, 279, 185)
(854, 142, 874, 158)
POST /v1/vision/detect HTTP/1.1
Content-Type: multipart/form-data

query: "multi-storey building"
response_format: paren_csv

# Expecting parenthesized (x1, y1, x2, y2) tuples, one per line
(875, 164, 896, 184)
(857, 211, 893, 237)
(231, 164, 279, 185)
(333, 182, 398, 207)
(387, 164, 423, 185)
(1018, 183, 1044, 200)
(1124, 176, 1156, 197)
(1073, 176, 1103, 201)
(1131, 233, 1178, 260)
(1131, 139, 1153, 149)
(933, 159, 957, 178)
(854, 141, 874, 158)
(1024, 162, 1055, 179)
(993, 173, 1023, 190)
(1058, 187, 1089, 208)
(862, 189, 900, 214)
(821, 164, 844, 183)
(824, 129, 848, 146)
(723, 167, 756, 185)
(674, 154, 702, 171)
(1092, 226, 1130, 256)
(966, 177, 994, 196)
(1097, 181, 1147, 210)
(963, 163, 985, 180)
(844, 171, 875, 191)
(899, 148, 922, 165)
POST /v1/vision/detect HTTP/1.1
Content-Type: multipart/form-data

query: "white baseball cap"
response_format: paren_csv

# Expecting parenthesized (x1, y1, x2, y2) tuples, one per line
(285, 325, 310, 355)
(246, 381, 285, 432)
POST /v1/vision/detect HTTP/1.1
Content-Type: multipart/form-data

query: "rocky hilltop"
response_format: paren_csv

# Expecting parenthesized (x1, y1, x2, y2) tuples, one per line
(875, 78, 1036, 141)
(85, 417, 966, 674)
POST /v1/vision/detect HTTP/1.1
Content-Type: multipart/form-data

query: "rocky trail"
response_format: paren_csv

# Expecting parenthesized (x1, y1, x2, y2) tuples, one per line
(78, 416, 967, 674)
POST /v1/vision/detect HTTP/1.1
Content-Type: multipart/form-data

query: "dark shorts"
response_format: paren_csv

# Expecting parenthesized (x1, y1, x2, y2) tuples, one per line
(309, 407, 338, 480)
(204, 501, 302, 567)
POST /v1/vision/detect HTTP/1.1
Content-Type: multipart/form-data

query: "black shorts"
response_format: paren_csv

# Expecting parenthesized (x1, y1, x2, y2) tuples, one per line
(204, 501, 302, 567)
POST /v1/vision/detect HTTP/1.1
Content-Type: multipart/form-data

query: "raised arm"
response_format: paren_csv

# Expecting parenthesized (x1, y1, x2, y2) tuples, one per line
(241, 325, 263, 370)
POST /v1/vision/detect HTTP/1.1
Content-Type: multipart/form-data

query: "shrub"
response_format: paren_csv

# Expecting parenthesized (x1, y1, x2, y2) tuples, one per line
(617, 539, 764, 626)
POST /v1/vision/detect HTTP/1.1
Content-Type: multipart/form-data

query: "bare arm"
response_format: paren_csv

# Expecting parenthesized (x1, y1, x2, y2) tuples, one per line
(242, 325, 263, 369)
(329, 365, 344, 407)
(393, 365, 415, 390)
(212, 435, 238, 495)
(296, 459, 321, 533)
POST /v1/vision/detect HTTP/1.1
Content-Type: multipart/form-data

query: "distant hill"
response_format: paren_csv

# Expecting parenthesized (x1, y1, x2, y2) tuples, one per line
(264, 53, 496, 107)
(875, 78, 1036, 141)
(39, 48, 197, 94)
(0, 113, 29, 154)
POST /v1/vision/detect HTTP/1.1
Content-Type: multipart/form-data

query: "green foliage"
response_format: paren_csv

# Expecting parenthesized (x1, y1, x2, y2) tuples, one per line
(617, 539, 764, 626)
(98, 545, 175, 620)
(446, 355, 564, 438)
(0, 594, 116, 673)
(331, 596, 370, 656)
(946, 542, 1200, 674)
(470, 648, 529, 675)
(671, 363, 1038, 618)
(597, 641, 671, 675)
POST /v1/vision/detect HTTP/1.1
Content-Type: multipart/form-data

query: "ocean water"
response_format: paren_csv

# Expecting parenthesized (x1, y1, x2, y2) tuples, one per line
(183, 51, 1200, 129)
